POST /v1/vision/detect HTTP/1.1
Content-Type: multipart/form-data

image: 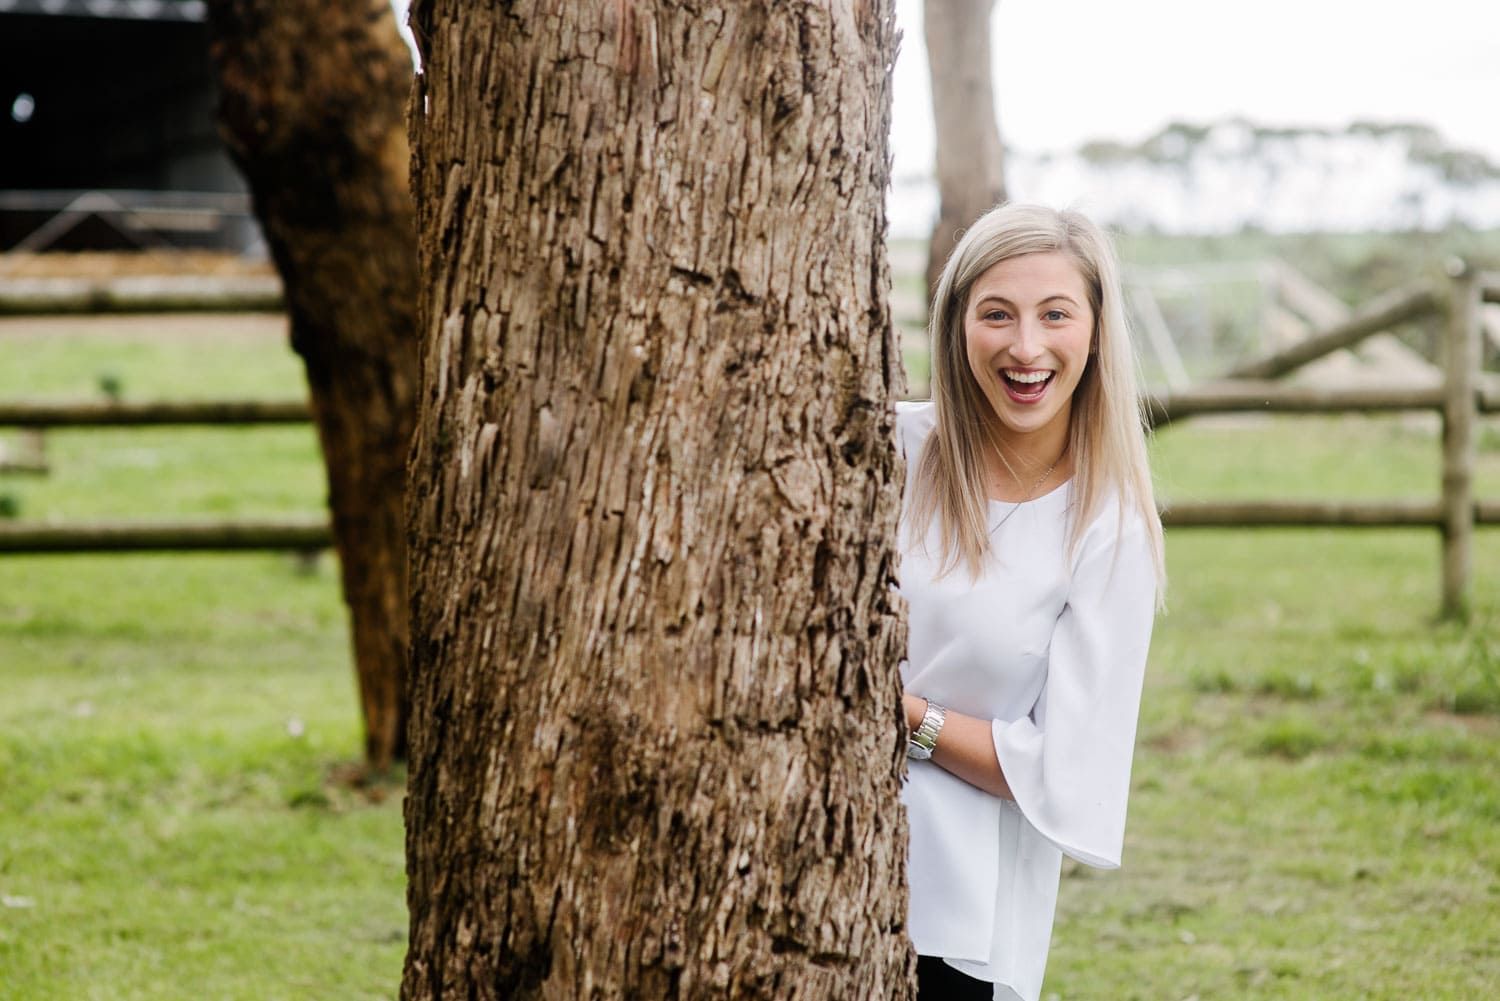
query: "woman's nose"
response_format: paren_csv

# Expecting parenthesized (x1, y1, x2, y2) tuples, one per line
(1010, 320, 1044, 364)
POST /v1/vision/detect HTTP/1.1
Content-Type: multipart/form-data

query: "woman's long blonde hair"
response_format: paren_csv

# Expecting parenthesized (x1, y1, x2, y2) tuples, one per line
(907, 203, 1165, 594)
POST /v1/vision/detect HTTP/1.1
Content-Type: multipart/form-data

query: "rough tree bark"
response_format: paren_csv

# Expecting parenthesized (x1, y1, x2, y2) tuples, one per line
(924, 0, 1008, 299)
(402, 2, 913, 998)
(205, 0, 417, 771)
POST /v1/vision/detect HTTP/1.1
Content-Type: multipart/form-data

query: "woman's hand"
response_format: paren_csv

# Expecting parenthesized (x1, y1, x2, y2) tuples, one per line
(902, 692, 930, 733)
(902, 690, 1015, 801)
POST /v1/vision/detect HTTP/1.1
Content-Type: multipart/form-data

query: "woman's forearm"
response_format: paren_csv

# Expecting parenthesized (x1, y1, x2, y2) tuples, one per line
(904, 693, 1015, 801)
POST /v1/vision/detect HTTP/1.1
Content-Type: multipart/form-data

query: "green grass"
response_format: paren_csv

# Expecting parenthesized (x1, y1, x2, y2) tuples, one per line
(3, 265, 1500, 998)
(0, 313, 303, 400)
(1, 314, 404, 1000)
(0, 426, 325, 521)
(0, 315, 321, 523)
(1046, 402, 1500, 998)
(1152, 414, 1500, 502)
(1049, 529, 1500, 1001)
(0, 553, 407, 1001)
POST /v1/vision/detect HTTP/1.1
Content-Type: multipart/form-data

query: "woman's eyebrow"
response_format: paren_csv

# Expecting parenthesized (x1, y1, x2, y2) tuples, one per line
(972, 293, 1014, 308)
(972, 292, 1080, 308)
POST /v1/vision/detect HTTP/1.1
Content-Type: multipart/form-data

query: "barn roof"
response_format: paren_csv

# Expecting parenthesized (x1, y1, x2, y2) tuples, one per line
(0, 0, 204, 22)
(0, 0, 257, 250)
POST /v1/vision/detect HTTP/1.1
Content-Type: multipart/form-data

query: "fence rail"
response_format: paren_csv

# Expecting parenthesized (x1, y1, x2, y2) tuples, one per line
(0, 275, 282, 315)
(1225, 281, 1440, 380)
(0, 517, 330, 553)
(1482, 274, 1500, 304)
(0, 399, 311, 427)
(1148, 382, 1500, 427)
(1, 263, 1498, 614)
(5, 384, 1497, 431)
(1162, 499, 1500, 529)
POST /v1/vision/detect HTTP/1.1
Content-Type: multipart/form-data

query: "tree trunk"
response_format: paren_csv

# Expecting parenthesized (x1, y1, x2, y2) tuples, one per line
(924, 0, 1008, 299)
(402, 2, 913, 998)
(205, 0, 417, 772)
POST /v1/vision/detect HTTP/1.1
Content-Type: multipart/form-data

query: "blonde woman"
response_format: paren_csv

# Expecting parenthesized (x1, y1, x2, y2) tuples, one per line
(897, 203, 1166, 1001)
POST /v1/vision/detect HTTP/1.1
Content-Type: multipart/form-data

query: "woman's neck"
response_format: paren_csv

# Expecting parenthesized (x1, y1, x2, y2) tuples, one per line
(980, 420, 1073, 503)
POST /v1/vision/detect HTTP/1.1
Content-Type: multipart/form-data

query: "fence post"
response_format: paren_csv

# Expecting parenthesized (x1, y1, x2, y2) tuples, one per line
(1440, 261, 1481, 619)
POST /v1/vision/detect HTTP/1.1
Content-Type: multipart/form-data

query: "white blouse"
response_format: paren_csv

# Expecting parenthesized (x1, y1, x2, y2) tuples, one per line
(896, 401, 1158, 1001)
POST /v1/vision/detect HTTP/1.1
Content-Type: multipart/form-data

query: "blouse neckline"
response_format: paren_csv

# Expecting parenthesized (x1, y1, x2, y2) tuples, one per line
(986, 477, 1073, 509)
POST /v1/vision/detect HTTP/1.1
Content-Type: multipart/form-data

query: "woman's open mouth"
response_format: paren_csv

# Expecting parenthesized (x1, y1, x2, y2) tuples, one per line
(1001, 368, 1053, 404)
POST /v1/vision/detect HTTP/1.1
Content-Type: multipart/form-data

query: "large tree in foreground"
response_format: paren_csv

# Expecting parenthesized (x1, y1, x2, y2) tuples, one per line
(924, 0, 1008, 299)
(205, 0, 417, 771)
(402, 2, 912, 997)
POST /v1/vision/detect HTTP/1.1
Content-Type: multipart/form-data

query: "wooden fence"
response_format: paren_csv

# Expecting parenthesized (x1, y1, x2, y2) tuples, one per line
(1, 265, 1497, 614)
(0, 274, 282, 315)
(1148, 263, 1500, 616)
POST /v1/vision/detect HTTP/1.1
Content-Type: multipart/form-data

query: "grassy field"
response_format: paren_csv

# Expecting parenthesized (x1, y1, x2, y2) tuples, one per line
(2, 258, 1499, 999)
(0, 313, 407, 999)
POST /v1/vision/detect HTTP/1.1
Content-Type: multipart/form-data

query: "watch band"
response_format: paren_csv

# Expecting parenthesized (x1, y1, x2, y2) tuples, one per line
(907, 700, 947, 760)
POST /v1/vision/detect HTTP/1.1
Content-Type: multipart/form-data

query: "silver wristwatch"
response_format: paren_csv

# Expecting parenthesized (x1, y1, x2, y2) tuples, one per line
(907, 701, 947, 760)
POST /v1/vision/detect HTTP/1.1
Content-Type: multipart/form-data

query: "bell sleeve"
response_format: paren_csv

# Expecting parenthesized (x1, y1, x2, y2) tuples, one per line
(990, 506, 1158, 869)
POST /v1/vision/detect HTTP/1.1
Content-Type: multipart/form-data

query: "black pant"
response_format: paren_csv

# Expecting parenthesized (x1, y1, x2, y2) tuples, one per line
(916, 955, 992, 1000)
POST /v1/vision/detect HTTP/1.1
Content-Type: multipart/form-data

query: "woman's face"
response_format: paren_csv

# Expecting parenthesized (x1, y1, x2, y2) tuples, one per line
(963, 251, 1094, 448)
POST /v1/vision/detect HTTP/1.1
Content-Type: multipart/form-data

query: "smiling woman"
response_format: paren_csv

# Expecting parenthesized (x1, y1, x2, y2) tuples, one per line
(963, 251, 1094, 475)
(897, 203, 1166, 1000)
(909, 204, 1161, 582)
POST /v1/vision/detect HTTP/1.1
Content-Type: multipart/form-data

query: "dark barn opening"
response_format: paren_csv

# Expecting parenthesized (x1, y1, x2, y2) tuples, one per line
(0, 0, 259, 252)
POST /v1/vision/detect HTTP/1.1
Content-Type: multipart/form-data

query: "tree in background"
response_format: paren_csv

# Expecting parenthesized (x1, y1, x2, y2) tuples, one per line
(204, 0, 417, 772)
(401, 2, 913, 997)
(924, 0, 1008, 299)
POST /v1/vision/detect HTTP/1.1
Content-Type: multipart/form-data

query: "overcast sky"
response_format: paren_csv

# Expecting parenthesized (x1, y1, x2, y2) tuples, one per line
(390, 1, 1500, 172)
(890, 0, 1500, 176)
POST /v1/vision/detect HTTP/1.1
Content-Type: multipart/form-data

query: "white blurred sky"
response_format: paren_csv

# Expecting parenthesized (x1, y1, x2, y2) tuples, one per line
(891, 0, 1500, 175)
(391, 1, 1500, 171)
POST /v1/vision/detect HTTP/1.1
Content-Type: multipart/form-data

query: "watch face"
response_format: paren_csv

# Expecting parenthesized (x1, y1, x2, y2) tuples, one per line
(907, 743, 932, 761)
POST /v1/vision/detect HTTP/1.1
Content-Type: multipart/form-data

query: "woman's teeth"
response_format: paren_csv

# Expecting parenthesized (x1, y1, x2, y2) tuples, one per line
(1004, 369, 1051, 384)
(1001, 369, 1053, 401)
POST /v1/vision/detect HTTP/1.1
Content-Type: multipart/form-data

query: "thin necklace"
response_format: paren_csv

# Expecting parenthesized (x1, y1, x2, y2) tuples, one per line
(988, 442, 1068, 536)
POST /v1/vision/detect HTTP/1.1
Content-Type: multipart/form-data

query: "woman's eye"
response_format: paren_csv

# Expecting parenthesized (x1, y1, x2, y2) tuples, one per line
(1044, 309, 1066, 321)
(984, 309, 1011, 321)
